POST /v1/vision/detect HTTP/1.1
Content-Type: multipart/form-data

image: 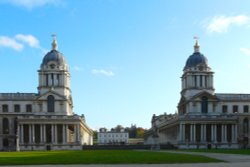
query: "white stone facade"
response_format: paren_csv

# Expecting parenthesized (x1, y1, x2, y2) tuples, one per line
(145, 40, 250, 149)
(0, 38, 93, 151)
(97, 131, 128, 145)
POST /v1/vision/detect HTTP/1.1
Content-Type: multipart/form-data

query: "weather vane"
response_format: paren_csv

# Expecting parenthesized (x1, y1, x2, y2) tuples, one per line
(194, 36, 199, 41)
(193, 36, 200, 52)
(52, 33, 57, 39)
(51, 33, 58, 50)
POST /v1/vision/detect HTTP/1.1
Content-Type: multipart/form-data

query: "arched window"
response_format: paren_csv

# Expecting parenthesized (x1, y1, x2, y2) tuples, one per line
(243, 118, 249, 134)
(47, 95, 55, 112)
(201, 96, 208, 113)
(3, 118, 9, 134)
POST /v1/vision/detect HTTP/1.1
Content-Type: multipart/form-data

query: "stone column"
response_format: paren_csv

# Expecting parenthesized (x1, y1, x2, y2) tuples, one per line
(197, 76, 200, 87)
(204, 124, 207, 142)
(225, 124, 227, 143)
(21, 124, 24, 144)
(232, 124, 235, 142)
(43, 125, 46, 143)
(74, 124, 77, 142)
(221, 125, 225, 142)
(18, 125, 21, 144)
(190, 124, 193, 142)
(51, 124, 54, 143)
(214, 124, 217, 143)
(193, 124, 196, 142)
(211, 124, 214, 142)
(235, 124, 238, 142)
(202, 75, 205, 87)
(32, 124, 35, 143)
(183, 124, 185, 142)
(76, 124, 80, 142)
(62, 124, 66, 144)
(29, 124, 32, 144)
(40, 124, 43, 143)
(55, 124, 58, 144)
(179, 124, 183, 141)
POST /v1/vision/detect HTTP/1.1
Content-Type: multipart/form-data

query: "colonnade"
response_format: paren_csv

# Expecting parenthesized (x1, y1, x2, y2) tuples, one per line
(179, 123, 238, 143)
(18, 123, 81, 145)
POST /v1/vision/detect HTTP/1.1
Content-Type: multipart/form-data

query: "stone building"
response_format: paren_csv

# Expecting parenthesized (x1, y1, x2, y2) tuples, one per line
(145, 40, 250, 149)
(97, 128, 129, 145)
(0, 37, 93, 151)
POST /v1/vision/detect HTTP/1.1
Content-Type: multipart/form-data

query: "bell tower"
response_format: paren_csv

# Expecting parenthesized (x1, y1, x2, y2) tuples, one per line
(38, 36, 71, 98)
(181, 38, 214, 99)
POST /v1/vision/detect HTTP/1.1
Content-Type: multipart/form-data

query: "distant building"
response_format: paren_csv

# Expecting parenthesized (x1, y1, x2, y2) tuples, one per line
(97, 128, 128, 145)
(0, 37, 93, 151)
(145, 40, 250, 149)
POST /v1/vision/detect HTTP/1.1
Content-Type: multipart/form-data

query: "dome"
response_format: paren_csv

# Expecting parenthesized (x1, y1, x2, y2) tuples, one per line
(40, 36, 67, 68)
(41, 50, 66, 67)
(184, 39, 209, 70)
(184, 52, 208, 70)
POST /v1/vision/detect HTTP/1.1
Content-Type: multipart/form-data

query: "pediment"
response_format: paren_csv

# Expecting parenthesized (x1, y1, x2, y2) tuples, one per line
(36, 90, 67, 101)
(190, 91, 218, 102)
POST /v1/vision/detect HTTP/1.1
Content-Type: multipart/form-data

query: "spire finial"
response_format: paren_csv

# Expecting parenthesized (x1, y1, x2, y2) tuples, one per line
(51, 34, 58, 50)
(194, 36, 200, 53)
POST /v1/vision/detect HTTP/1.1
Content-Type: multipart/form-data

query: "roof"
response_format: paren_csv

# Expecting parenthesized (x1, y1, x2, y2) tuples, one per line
(0, 93, 37, 100)
(216, 93, 250, 101)
(184, 52, 208, 70)
(41, 50, 67, 67)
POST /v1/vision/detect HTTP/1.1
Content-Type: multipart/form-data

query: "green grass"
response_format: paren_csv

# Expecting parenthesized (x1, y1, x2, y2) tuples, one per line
(0, 150, 222, 165)
(179, 149, 250, 155)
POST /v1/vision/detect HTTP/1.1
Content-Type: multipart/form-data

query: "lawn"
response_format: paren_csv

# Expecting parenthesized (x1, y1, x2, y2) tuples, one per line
(181, 149, 250, 155)
(0, 150, 222, 165)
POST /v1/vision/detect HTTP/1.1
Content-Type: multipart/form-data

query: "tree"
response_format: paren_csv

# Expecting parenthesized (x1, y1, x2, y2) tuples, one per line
(136, 127, 145, 138)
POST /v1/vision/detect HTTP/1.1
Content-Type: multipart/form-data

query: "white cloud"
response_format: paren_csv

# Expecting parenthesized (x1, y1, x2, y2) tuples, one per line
(0, 34, 42, 52)
(15, 34, 40, 48)
(0, 0, 62, 9)
(240, 47, 250, 56)
(0, 36, 23, 51)
(206, 15, 250, 33)
(91, 69, 114, 77)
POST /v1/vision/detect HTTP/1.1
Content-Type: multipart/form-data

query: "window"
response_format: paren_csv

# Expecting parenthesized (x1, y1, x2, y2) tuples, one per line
(222, 105, 228, 113)
(51, 74, 54, 86)
(26, 104, 32, 112)
(2, 105, 8, 112)
(3, 118, 9, 134)
(47, 95, 55, 112)
(14, 104, 20, 112)
(46, 74, 49, 86)
(200, 75, 203, 87)
(244, 105, 249, 113)
(194, 75, 197, 87)
(233, 105, 238, 113)
(57, 74, 60, 85)
(201, 96, 208, 113)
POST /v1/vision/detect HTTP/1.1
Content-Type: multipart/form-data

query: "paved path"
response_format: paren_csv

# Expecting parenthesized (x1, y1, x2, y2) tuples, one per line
(164, 150, 250, 163)
(1, 164, 250, 167)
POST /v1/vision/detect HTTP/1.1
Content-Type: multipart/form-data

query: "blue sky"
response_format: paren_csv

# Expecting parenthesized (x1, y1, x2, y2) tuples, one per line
(1, 0, 250, 130)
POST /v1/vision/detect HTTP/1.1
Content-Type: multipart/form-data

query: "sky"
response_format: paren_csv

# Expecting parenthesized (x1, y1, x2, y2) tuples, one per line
(1, 0, 250, 130)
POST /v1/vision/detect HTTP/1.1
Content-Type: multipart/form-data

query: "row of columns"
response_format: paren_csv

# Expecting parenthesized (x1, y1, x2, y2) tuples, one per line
(179, 123, 238, 143)
(18, 124, 81, 145)
(182, 74, 213, 89)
